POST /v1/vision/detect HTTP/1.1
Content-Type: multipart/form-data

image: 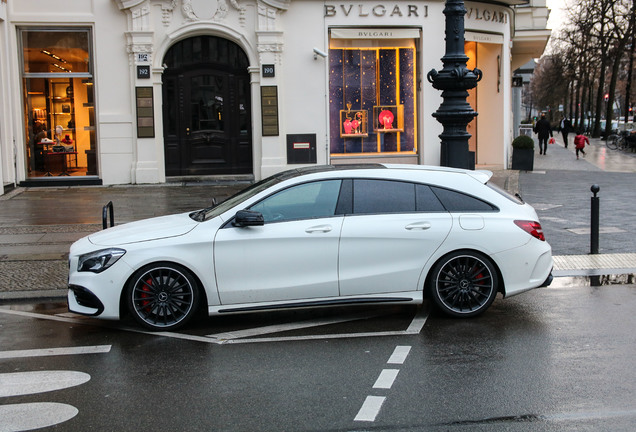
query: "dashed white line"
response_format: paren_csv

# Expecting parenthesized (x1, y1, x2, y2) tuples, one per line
(354, 396, 386, 422)
(373, 369, 400, 389)
(387, 345, 412, 364)
(355, 345, 413, 423)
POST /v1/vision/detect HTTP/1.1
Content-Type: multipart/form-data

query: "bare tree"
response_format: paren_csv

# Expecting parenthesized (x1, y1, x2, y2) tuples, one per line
(531, 0, 635, 136)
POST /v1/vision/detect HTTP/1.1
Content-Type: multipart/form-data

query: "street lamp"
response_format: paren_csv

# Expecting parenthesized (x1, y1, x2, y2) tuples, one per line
(427, 0, 482, 169)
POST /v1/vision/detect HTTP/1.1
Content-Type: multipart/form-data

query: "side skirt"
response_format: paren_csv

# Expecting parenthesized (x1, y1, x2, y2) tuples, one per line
(209, 292, 423, 315)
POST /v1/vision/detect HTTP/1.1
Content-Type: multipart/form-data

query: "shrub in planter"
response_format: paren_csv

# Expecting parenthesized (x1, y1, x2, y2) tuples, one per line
(512, 135, 535, 149)
(511, 135, 534, 170)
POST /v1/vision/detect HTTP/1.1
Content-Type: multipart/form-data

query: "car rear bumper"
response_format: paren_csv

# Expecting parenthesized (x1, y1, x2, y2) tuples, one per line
(540, 271, 554, 287)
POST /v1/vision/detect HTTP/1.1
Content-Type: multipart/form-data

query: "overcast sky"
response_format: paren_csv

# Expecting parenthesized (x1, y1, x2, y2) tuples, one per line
(546, 0, 567, 32)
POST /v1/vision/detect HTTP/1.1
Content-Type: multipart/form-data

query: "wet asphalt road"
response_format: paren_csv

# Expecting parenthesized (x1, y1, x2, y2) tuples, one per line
(1, 282, 635, 431)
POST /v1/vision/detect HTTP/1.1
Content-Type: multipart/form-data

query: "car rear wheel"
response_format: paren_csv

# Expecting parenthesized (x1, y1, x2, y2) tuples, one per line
(126, 262, 200, 330)
(429, 251, 499, 318)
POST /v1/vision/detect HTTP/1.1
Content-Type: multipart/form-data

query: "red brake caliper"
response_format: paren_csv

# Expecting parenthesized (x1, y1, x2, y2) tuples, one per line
(140, 278, 153, 310)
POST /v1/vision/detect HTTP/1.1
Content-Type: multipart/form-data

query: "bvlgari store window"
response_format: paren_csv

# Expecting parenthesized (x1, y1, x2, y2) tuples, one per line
(20, 28, 97, 178)
(329, 29, 418, 158)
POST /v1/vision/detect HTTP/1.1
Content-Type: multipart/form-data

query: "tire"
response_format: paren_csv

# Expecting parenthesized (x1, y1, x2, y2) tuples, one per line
(606, 135, 618, 150)
(429, 251, 499, 318)
(126, 262, 200, 331)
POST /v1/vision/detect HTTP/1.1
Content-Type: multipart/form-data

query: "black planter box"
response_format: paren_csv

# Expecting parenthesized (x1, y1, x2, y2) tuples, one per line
(511, 148, 534, 171)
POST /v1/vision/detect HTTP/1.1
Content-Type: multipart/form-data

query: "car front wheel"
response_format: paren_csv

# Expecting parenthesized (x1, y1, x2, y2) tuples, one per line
(429, 251, 499, 318)
(126, 262, 200, 330)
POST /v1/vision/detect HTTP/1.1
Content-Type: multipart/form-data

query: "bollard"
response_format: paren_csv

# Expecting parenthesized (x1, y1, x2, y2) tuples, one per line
(102, 201, 114, 230)
(590, 185, 600, 254)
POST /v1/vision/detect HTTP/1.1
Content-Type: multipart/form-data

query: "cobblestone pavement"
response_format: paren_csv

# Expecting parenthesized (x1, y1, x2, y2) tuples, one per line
(1, 136, 635, 299)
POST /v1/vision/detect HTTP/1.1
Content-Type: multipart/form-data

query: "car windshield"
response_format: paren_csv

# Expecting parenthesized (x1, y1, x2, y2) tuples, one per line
(188, 177, 282, 222)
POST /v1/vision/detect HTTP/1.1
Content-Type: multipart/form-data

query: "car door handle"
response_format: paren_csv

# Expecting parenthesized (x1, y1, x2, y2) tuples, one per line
(405, 221, 432, 230)
(306, 224, 332, 233)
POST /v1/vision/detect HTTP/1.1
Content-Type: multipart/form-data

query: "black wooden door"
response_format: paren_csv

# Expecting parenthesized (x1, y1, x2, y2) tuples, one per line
(163, 68, 252, 176)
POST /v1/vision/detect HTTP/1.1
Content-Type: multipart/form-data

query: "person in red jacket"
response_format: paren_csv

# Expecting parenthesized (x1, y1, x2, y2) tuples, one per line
(574, 132, 589, 159)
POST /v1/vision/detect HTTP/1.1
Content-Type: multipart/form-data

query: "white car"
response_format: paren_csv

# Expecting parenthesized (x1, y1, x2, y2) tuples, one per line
(68, 164, 553, 330)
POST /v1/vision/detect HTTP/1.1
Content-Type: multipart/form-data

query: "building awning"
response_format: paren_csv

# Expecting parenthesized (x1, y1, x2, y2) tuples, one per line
(511, 29, 551, 69)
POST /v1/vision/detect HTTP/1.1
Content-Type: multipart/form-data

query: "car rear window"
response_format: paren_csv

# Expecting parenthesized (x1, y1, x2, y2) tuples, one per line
(486, 182, 525, 204)
(430, 186, 498, 212)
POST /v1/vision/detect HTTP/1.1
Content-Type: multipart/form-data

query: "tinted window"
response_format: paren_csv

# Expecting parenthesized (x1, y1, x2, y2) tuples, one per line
(353, 180, 415, 214)
(416, 185, 446, 212)
(431, 187, 497, 212)
(249, 180, 342, 222)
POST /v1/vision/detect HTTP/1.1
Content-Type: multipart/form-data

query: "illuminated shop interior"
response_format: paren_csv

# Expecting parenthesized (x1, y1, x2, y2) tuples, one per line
(329, 34, 417, 158)
(21, 29, 96, 178)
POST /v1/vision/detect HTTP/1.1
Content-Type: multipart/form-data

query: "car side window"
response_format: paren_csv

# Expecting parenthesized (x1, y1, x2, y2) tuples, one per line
(430, 186, 497, 212)
(249, 180, 342, 223)
(353, 179, 416, 214)
(415, 184, 447, 212)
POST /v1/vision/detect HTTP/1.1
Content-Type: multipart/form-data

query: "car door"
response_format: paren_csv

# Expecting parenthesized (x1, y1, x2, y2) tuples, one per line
(214, 180, 343, 305)
(338, 179, 453, 296)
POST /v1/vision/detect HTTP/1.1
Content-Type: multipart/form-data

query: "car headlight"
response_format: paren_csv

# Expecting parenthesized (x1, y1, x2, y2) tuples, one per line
(78, 248, 126, 273)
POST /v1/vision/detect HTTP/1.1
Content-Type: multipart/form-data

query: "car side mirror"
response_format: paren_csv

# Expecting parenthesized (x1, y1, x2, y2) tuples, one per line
(233, 210, 264, 227)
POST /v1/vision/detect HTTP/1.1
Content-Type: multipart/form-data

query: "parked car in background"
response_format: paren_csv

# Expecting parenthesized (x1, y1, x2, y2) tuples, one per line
(68, 164, 553, 330)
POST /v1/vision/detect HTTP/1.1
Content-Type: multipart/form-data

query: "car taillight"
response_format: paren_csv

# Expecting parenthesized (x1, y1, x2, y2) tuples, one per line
(514, 220, 545, 241)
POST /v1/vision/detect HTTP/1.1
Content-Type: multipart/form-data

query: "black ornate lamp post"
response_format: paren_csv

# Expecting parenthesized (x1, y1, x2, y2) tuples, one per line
(427, 0, 482, 169)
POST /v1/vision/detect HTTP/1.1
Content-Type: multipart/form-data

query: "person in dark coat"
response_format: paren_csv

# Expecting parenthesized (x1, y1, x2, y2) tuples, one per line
(559, 116, 573, 148)
(534, 114, 553, 155)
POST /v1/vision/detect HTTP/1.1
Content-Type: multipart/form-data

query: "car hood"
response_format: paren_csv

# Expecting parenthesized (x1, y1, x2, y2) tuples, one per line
(88, 213, 199, 246)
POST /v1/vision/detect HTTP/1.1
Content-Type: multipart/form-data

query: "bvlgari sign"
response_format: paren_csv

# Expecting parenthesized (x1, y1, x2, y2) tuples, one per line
(325, 4, 427, 17)
(325, 4, 507, 23)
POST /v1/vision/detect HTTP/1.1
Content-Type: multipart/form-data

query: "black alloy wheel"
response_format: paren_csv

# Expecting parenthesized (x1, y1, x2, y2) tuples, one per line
(127, 263, 200, 330)
(429, 251, 499, 318)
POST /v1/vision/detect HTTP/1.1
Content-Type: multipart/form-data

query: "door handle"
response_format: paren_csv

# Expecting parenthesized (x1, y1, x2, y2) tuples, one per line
(306, 225, 332, 233)
(405, 221, 432, 230)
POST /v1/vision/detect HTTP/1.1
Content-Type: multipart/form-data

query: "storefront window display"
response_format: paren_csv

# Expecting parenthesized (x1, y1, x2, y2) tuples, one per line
(20, 28, 97, 178)
(329, 32, 417, 157)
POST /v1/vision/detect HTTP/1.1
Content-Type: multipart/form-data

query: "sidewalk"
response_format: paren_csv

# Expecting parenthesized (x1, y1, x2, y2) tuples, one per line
(1, 138, 635, 300)
(518, 133, 636, 277)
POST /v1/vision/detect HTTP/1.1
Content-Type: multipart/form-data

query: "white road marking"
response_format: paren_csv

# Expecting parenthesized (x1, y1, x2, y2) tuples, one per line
(354, 396, 386, 422)
(0, 308, 90, 325)
(387, 345, 412, 364)
(0, 371, 91, 398)
(224, 330, 411, 344)
(355, 345, 412, 423)
(405, 306, 429, 333)
(207, 312, 385, 340)
(373, 369, 399, 389)
(0, 345, 111, 359)
(1, 302, 431, 345)
(0, 403, 79, 431)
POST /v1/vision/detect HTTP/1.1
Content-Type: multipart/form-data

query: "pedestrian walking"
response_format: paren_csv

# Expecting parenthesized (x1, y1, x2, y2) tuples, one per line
(559, 115, 573, 148)
(574, 131, 588, 159)
(534, 114, 553, 155)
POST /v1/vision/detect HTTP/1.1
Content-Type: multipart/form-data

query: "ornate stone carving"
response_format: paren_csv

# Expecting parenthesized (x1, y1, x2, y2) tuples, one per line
(161, 0, 177, 26)
(181, 0, 244, 22)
